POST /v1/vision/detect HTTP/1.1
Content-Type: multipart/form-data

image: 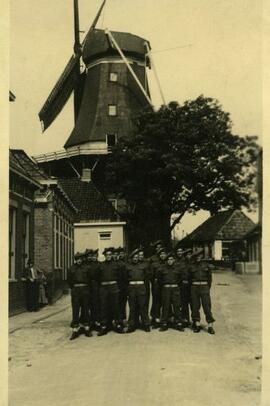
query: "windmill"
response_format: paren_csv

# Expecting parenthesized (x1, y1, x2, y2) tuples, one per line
(35, 0, 156, 178)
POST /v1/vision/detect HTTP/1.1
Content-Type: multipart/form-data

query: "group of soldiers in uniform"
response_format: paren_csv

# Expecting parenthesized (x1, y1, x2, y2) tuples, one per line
(67, 240, 216, 340)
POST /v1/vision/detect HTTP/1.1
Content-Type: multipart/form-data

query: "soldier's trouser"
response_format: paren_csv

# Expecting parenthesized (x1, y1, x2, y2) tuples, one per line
(71, 286, 90, 328)
(128, 285, 150, 328)
(119, 284, 128, 320)
(191, 285, 215, 323)
(180, 283, 192, 322)
(89, 282, 100, 324)
(150, 281, 162, 320)
(161, 286, 181, 325)
(99, 284, 122, 327)
(145, 280, 151, 313)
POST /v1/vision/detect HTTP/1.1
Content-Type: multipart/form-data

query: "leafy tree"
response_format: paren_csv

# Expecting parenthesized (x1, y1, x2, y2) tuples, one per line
(104, 95, 259, 246)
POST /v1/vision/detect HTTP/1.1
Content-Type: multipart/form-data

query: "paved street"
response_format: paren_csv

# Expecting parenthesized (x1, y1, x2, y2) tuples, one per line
(9, 271, 261, 406)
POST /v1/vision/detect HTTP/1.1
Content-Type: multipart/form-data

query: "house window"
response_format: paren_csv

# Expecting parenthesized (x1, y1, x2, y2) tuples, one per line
(222, 241, 233, 261)
(9, 207, 17, 280)
(106, 134, 117, 149)
(108, 198, 117, 210)
(22, 212, 30, 268)
(109, 72, 118, 82)
(99, 232, 112, 240)
(108, 105, 117, 116)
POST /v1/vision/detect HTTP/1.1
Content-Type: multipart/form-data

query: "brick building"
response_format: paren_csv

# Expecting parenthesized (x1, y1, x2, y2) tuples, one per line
(9, 150, 41, 314)
(9, 150, 77, 315)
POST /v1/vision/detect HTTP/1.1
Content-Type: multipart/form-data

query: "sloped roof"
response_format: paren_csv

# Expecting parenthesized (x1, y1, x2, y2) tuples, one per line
(9, 150, 41, 188)
(11, 149, 49, 181)
(245, 223, 261, 239)
(180, 210, 255, 244)
(58, 178, 119, 222)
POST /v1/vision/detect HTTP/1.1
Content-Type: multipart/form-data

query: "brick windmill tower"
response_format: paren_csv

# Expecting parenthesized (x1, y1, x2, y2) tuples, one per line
(35, 0, 154, 181)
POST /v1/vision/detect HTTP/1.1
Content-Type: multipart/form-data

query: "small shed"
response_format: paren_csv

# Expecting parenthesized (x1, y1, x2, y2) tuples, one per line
(179, 209, 255, 261)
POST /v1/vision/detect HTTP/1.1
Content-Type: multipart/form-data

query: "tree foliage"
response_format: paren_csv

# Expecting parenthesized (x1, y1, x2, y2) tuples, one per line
(104, 95, 259, 244)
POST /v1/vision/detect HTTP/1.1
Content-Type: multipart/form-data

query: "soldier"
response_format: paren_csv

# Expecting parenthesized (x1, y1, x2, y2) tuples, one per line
(158, 252, 184, 331)
(175, 247, 192, 328)
(86, 248, 101, 331)
(138, 247, 151, 314)
(67, 252, 92, 340)
(97, 248, 124, 336)
(126, 249, 151, 333)
(118, 247, 128, 322)
(150, 245, 167, 328)
(189, 249, 215, 334)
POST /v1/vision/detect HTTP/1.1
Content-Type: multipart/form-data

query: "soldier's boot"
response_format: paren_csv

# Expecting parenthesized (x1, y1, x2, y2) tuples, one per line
(182, 320, 190, 328)
(176, 323, 185, 332)
(115, 323, 124, 334)
(207, 324, 215, 335)
(159, 324, 168, 332)
(143, 325, 151, 332)
(78, 326, 85, 335)
(84, 327, 92, 337)
(193, 322, 201, 333)
(97, 326, 108, 336)
(151, 319, 160, 329)
(69, 330, 80, 340)
(126, 326, 136, 333)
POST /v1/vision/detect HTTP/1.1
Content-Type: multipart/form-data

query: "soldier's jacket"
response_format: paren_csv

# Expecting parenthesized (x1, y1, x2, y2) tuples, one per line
(85, 261, 101, 283)
(125, 261, 150, 283)
(158, 263, 181, 285)
(67, 263, 90, 288)
(152, 259, 167, 284)
(98, 260, 123, 283)
(188, 261, 213, 287)
(175, 257, 189, 281)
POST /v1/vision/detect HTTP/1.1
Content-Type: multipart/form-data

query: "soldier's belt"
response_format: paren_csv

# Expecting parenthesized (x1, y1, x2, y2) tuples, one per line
(163, 284, 179, 288)
(101, 281, 117, 286)
(73, 284, 88, 287)
(181, 280, 189, 284)
(192, 281, 208, 285)
(129, 281, 144, 285)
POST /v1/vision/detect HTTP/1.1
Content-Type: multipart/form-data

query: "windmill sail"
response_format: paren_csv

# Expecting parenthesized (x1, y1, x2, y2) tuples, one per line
(39, 0, 107, 131)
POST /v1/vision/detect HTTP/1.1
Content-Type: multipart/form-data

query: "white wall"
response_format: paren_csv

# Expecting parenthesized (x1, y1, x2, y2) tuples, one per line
(213, 240, 222, 260)
(74, 223, 125, 260)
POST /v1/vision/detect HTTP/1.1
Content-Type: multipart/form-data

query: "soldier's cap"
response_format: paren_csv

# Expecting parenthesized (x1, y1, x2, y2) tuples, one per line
(74, 252, 84, 259)
(85, 248, 93, 255)
(191, 249, 204, 257)
(103, 247, 113, 255)
(118, 246, 125, 252)
(113, 247, 120, 253)
(181, 248, 192, 256)
(153, 240, 163, 247)
(129, 248, 140, 258)
(92, 249, 98, 255)
(175, 246, 184, 253)
(157, 247, 167, 255)
(166, 251, 175, 260)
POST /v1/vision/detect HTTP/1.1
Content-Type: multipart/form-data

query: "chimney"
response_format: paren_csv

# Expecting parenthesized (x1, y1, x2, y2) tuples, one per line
(81, 168, 91, 182)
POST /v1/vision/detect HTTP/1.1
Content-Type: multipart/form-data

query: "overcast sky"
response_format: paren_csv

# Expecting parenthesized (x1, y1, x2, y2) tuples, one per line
(9, 0, 261, 230)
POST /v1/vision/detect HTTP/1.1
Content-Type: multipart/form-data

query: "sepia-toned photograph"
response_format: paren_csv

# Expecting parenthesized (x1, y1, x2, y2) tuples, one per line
(5, 0, 265, 405)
